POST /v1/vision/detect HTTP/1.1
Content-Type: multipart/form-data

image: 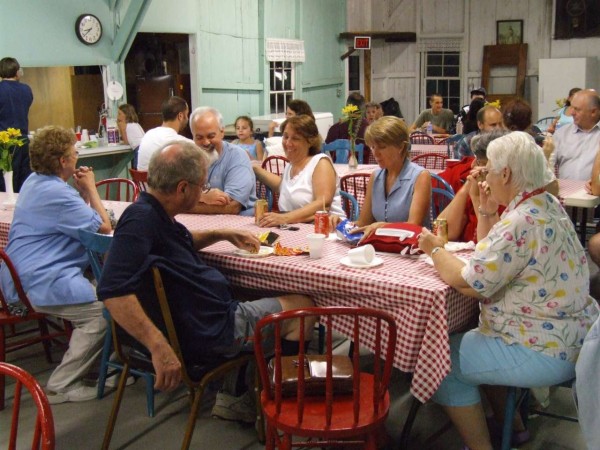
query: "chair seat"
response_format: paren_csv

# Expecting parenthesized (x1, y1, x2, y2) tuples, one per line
(0, 310, 47, 325)
(261, 373, 389, 436)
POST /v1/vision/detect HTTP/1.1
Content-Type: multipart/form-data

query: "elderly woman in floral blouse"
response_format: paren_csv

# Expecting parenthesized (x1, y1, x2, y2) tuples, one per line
(418, 131, 599, 450)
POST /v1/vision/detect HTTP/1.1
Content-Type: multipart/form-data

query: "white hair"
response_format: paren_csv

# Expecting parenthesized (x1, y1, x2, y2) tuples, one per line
(486, 131, 554, 192)
(189, 106, 224, 131)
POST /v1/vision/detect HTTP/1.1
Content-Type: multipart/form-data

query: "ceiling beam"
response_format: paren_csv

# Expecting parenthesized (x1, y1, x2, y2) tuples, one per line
(111, 0, 152, 63)
(339, 32, 416, 43)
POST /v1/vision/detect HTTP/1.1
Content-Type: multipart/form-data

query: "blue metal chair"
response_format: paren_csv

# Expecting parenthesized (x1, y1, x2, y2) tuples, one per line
(78, 229, 157, 417)
(339, 190, 359, 222)
(430, 173, 455, 221)
(322, 139, 364, 164)
(445, 133, 464, 158)
(431, 172, 455, 195)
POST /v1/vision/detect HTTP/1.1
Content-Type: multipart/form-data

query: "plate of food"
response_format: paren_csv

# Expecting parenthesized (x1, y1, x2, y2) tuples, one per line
(233, 246, 274, 258)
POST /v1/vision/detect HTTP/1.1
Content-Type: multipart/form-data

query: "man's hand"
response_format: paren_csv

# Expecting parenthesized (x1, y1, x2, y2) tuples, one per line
(225, 229, 261, 253)
(150, 341, 182, 391)
(200, 188, 231, 206)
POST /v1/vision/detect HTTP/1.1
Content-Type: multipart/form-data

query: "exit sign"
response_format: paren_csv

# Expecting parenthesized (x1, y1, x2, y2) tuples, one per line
(354, 36, 371, 50)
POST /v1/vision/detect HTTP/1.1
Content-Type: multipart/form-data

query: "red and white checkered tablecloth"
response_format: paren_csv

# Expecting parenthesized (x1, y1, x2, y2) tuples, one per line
(409, 144, 450, 160)
(558, 179, 600, 209)
(334, 164, 379, 178)
(0, 194, 478, 402)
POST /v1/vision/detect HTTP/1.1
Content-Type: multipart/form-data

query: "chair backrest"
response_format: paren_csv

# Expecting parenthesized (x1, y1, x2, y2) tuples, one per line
(431, 187, 455, 221)
(445, 133, 464, 158)
(261, 156, 289, 212)
(0, 250, 35, 312)
(262, 155, 289, 175)
(339, 190, 359, 222)
(78, 230, 113, 281)
(0, 362, 55, 450)
(340, 173, 371, 213)
(322, 139, 364, 164)
(254, 307, 397, 426)
(536, 116, 555, 132)
(129, 168, 148, 193)
(96, 178, 139, 202)
(411, 152, 448, 171)
(409, 132, 435, 145)
(430, 172, 455, 195)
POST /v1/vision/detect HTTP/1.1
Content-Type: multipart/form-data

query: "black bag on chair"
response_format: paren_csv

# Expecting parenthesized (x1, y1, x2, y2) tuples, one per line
(380, 97, 403, 118)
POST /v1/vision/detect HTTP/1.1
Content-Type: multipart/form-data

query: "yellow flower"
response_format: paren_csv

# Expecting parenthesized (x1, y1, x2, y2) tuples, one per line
(342, 104, 359, 115)
(486, 99, 501, 109)
(545, 341, 559, 348)
(484, 262, 498, 271)
(0, 128, 25, 172)
(528, 240, 537, 249)
(525, 276, 538, 283)
(7, 128, 21, 138)
(554, 289, 566, 298)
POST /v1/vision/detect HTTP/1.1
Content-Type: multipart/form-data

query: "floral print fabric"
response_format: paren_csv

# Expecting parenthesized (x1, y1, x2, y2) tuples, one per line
(461, 191, 599, 362)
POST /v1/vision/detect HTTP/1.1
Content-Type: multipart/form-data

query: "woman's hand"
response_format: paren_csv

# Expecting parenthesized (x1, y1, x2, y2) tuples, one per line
(258, 212, 292, 228)
(73, 166, 97, 200)
(417, 227, 445, 256)
(329, 214, 344, 231)
(355, 221, 386, 242)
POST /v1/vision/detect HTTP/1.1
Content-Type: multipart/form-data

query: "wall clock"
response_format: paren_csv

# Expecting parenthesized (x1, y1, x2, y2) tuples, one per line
(75, 14, 103, 45)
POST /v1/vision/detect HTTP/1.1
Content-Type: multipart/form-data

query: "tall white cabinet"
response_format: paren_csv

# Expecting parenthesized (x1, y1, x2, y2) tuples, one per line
(538, 58, 598, 120)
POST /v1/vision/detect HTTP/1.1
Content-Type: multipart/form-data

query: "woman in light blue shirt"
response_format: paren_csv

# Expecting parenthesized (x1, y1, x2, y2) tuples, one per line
(338, 116, 431, 239)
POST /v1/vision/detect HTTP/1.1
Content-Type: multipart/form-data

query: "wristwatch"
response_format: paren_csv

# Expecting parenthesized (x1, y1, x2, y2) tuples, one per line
(431, 246, 443, 257)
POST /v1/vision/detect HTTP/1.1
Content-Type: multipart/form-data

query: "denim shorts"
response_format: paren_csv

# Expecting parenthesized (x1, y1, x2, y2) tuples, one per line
(213, 297, 282, 358)
(432, 330, 576, 407)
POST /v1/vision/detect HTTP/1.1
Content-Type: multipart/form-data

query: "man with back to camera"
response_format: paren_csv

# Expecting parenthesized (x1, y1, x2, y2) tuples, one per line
(550, 89, 600, 180)
(97, 141, 315, 423)
(0, 57, 33, 192)
(136, 96, 193, 171)
(188, 106, 257, 216)
(409, 93, 455, 134)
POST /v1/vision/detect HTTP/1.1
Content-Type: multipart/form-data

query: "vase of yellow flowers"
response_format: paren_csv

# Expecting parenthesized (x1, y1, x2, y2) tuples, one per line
(341, 104, 362, 170)
(0, 128, 25, 209)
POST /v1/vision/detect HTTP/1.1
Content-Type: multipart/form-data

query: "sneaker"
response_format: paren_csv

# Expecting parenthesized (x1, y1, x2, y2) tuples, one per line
(211, 391, 256, 424)
(104, 373, 136, 388)
(46, 385, 98, 405)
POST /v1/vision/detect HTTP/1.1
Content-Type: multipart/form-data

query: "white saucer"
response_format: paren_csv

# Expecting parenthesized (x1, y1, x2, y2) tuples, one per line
(340, 256, 384, 268)
(233, 246, 274, 258)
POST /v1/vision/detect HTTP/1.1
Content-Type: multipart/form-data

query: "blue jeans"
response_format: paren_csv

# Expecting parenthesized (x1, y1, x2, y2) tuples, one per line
(432, 330, 575, 407)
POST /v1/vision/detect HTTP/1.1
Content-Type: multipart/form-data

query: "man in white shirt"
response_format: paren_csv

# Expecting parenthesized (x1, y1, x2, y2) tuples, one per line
(551, 89, 600, 180)
(136, 96, 193, 170)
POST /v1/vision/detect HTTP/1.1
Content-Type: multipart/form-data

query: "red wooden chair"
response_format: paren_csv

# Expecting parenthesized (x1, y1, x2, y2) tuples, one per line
(0, 250, 72, 411)
(129, 168, 148, 193)
(411, 152, 448, 170)
(261, 156, 289, 212)
(95, 178, 139, 202)
(340, 173, 371, 214)
(254, 306, 397, 450)
(0, 362, 55, 449)
(409, 132, 435, 145)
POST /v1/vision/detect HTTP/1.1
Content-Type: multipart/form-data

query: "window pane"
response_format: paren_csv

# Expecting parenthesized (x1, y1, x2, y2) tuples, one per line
(283, 70, 292, 90)
(444, 67, 459, 77)
(428, 66, 442, 77)
(427, 54, 442, 65)
(449, 80, 460, 95)
(270, 93, 277, 114)
(444, 53, 459, 66)
(438, 81, 449, 97)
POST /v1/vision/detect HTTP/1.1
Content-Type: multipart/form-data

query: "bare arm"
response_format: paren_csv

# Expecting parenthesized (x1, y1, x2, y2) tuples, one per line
(190, 228, 260, 252)
(406, 170, 432, 225)
(418, 228, 482, 298)
(591, 148, 600, 196)
(255, 141, 265, 161)
(437, 185, 470, 241)
(253, 165, 282, 192)
(104, 295, 182, 391)
(189, 199, 243, 215)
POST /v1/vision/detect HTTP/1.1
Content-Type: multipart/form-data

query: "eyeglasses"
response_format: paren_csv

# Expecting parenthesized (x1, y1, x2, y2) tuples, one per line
(187, 181, 211, 193)
(64, 150, 79, 159)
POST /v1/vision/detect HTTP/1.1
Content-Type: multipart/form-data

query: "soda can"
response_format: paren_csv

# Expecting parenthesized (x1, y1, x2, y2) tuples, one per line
(255, 199, 268, 225)
(433, 218, 448, 244)
(314, 211, 330, 236)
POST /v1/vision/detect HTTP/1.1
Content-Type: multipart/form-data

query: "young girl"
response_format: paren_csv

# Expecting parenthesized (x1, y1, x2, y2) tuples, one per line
(117, 104, 145, 169)
(232, 116, 264, 161)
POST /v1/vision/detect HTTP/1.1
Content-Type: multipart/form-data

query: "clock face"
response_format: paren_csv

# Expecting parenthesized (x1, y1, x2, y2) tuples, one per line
(76, 14, 102, 45)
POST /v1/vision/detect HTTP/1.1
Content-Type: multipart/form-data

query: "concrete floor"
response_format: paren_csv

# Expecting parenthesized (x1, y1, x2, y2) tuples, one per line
(0, 250, 597, 449)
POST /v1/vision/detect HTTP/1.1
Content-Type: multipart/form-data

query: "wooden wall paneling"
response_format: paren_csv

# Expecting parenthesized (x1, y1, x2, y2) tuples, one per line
(71, 74, 104, 133)
(23, 67, 75, 132)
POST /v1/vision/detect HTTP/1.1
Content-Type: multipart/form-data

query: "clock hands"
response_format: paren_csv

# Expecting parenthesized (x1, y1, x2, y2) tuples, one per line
(82, 27, 93, 37)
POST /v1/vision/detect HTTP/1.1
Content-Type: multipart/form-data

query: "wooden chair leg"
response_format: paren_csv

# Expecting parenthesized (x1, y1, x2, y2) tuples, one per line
(181, 387, 204, 450)
(101, 364, 131, 450)
(38, 319, 53, 363)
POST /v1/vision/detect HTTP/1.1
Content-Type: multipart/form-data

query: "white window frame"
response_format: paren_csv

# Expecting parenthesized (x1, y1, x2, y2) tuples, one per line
(269, 61, 295, 114)
(421, 50, 461, 114)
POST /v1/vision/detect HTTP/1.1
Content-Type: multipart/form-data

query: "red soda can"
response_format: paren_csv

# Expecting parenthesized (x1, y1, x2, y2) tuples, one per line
(314, 211, 330, 235)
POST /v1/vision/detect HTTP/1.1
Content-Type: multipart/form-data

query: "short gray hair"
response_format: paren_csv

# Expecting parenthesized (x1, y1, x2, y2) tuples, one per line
(486, 131, 553, 192)
(147, 141, 208, 194)
(189, 106, 224, 132)
(471, 129, 510, 161)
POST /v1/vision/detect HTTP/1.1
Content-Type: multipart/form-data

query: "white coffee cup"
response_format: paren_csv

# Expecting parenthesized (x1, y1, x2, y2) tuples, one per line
(348, 244, 375, 265)
(81, 129, 90, 143)
(306, 233, 326, 259)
